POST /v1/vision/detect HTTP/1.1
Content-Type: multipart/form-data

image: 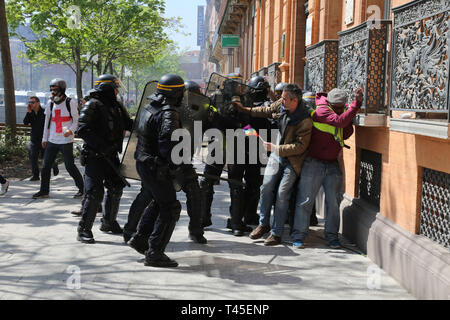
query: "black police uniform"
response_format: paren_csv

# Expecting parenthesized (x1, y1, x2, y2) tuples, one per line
(77, 75, 133, 243)
(124, 80, 206, 245)
(199, 75, 243, 230)
(226, 76, 272, 235)
(128, 74, 184, 268)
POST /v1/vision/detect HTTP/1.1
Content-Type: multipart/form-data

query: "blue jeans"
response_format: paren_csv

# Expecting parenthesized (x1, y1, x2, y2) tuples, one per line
(293, 157, 343, 242)
(259, 153, 298, 237)
(40, 142, 84, 194)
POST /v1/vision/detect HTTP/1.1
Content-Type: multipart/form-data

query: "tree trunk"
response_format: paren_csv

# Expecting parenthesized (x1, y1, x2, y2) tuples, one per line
(0, 0, 16, 139)
(74, 46, 83, 108)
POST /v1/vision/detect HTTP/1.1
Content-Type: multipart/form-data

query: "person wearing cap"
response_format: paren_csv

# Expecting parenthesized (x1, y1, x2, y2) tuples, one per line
(292, 87, 364, 249)
(32, 79, 84, 199)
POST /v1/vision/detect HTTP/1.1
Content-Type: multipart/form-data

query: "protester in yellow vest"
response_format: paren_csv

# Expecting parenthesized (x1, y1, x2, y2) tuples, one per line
(291, 87, 364, 249)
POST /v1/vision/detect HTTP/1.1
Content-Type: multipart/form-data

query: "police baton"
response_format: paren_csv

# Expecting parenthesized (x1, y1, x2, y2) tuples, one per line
(100, 154, 131, 188)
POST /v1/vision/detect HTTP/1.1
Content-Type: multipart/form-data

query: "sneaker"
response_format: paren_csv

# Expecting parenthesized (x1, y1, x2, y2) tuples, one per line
(30, 176, 40, 182)
(189, 233, 207, 244)
(73, 191, 84, 199)
(328, 240, 341, 249)
(32, 191, 49, 199)
(53, 166, 59, 177)
(144, 251, 178, 268)
(264, 234, 282, 246)
(1, 180, 9, 195)
(100, 219, 123, 234)
(77, 229, 95, 244)
(293, 240, 305, 249)
(250, 225, 271, 240)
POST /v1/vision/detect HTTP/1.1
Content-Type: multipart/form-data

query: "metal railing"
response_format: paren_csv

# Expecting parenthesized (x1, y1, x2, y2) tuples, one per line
(359, 149, 382, 209)
(420, 168, 450, 249)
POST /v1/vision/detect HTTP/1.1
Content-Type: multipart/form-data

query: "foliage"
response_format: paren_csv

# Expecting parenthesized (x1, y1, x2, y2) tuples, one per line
(125, 44, 187, 111)
(6, 0, 178, 100)
(0, 127, 29, 163)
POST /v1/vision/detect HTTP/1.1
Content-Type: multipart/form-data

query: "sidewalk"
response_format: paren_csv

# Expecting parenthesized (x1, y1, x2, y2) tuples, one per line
(0, 160, 415, 300)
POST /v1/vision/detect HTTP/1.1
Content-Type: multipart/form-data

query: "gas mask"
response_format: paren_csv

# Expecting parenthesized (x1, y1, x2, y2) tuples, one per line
(50, 87, 65, 104)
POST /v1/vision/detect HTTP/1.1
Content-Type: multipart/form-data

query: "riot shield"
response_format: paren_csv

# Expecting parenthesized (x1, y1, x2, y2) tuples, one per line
(205, 73, 253, 116)
(120, 81, 158, 180)
(179, 90, 211, 153)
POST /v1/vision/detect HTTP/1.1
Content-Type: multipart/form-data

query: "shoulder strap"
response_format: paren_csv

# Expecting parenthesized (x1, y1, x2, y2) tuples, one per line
(65, 97, 72, 119)
(47, 102, 54, 130)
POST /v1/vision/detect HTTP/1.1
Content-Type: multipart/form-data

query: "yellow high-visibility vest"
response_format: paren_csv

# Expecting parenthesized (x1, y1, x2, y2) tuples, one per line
(310, 105, 345, 148)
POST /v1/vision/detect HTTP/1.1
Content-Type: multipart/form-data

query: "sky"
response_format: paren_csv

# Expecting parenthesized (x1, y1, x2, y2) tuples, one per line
(163, 0, 206, 52)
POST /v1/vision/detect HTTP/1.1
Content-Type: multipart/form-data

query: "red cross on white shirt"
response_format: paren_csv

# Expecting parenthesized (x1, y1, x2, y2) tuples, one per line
(52, 109, 72, 133)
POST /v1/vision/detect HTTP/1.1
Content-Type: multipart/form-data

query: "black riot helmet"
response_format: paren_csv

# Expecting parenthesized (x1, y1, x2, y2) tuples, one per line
(248, 76, 269, 91)
(302, 91, 316, 111)
(156, 74, 185, 106)
(248, 76, 270, 103)
(275, 82, 288, 94)
(184, 80, 201, 95)
(227, 73, 243, 83)
(94, 74, 125, 92)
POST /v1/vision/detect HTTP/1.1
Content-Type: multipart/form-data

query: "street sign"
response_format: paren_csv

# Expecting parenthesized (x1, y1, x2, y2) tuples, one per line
(221, 34, 240, 48)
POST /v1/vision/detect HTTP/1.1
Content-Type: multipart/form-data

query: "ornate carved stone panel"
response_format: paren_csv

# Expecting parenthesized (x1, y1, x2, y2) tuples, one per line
(390, 0, 449, 116)
(305, 40, 339, 93)
(338, 20, 391, 114)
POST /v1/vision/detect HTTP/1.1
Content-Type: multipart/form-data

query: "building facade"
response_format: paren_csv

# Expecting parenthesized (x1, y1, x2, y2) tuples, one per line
(204, 0, 450, 299)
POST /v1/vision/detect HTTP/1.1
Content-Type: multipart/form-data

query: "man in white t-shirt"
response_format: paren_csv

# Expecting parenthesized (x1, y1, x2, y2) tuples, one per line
(32, 79, 84, 199)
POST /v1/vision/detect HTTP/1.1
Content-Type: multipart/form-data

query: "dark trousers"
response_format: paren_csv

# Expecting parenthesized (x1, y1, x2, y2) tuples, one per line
(134, 161, 180, 252)
(181, 164, 203, 236)
(79, 155, 125, 231)
(0, 174, 6, 184)
(227, 163, 263, 229)
(199, 163, 225, 224)
(40, 142, 84, 194)
(28, 141, 58, 178)
(124, 183, 153, 236)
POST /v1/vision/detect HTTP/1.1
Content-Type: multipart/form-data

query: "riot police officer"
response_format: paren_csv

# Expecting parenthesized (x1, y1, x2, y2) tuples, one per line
(76, 74, 133, 244)
(178, 80, 207, 243)
(226, 76, 272, 234)
(128, 74, 185, 268)
(274, 82, 288, 101)
(199, 73, 244, 230)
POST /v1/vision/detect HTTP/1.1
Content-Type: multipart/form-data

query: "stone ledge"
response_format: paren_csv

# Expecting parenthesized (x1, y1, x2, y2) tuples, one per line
(340, 195, 450, 299)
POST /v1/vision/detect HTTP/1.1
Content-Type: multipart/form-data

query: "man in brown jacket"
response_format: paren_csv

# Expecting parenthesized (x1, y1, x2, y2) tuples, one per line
(233, 84, 312, 245)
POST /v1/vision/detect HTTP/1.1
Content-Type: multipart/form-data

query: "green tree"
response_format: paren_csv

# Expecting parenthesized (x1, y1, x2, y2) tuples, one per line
(124, 45, 186, 113)
(6, 0, 176, 102)
(0, 0, 16, 139)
